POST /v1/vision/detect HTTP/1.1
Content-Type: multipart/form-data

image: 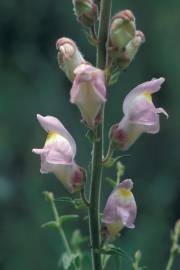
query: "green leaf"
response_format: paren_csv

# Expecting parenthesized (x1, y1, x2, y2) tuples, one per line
(102, 253, 111, 269)
(71, 230, 88, 247)
(109, 70, 122, 86)
(59, 252, 73, 270)
(58, 252, 81, 270)
(85, 129, 96, 144)
(103, 158, 115, 168)
(55, 197, 74, 204)
(83, 29, 97, 47)
(105, 177, 116, 188)
(98, 245, 132, 262)
(74, 198, 87, 209)
(103, 155, 129, 168)
(59, 214, 79, 225)
(41, 221, 57, 229)
(71, 253, 81, 268)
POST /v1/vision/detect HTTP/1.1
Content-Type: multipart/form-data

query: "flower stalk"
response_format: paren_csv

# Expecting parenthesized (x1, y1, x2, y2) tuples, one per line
(165, 220, 180, 270)
(88, 1, 112, 270)
(44, 192, 79, 270)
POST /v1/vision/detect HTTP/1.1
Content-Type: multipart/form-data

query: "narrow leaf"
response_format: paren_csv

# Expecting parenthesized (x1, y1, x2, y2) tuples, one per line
(60, 252, 73, 270)
(85, 129, 96, 144)
(105, 177, 116, 188)
(98, 246, 132, 262)
(55, 197, 74, 204)
(41, 221, 57, 229)
(59, 214, 79, 225)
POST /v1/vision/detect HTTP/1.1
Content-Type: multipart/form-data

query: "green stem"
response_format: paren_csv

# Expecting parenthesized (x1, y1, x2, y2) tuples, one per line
(96, 0, 112, 68)
(166, 255, 175, 270)
(102, 141, 114, 166)
(80, 187, 90, 207)
(89, 1, 112, 270)
(165, 220, 180, 270)
(48, 193, 78, 270)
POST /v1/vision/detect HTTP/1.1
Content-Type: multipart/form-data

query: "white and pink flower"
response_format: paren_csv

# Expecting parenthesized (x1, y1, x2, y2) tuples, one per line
(70, 64, 106, 129)
(32, 114, 84, 193)
(102, 179, 137, 241)
(110, 78, 168, 150)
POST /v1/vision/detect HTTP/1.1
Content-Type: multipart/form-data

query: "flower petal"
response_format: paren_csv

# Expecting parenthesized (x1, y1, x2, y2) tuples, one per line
(36, 114, 76, 157)
(70, 64, 106, 128)
(123, 77, 165, 114)
(156, 107, 169, 118)
(102, 179, 137, 240)
(118, 179, 133, 190)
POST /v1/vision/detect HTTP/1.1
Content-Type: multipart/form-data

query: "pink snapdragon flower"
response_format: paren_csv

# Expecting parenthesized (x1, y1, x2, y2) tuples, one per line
(70, 64, 106, 129)
(110, 78, 168, 151)
(32, 114, 84, 193)
(102, 179, 137, 241)
(56, 37, 86, 81)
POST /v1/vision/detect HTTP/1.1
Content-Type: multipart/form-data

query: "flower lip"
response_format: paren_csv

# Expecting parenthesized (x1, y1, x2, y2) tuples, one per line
(36, 114, 77, 158)
(102, 179, 137, 234)
(112, 9, 135, 22)
(117, 178, 133, 190)
(72, 64, 107, 102)
(123, 77, 165, 115)
(70, 64, 106, 129)
(56, 38, 76, 60)
(56, 37, 75, 51)
(132, 30, 145, 46)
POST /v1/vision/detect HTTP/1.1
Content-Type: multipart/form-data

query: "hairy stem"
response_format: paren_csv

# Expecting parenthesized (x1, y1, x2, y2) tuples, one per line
(89, 1, 112, 270)
(165, 221, 180, 270)
(47, 192, 78, 270)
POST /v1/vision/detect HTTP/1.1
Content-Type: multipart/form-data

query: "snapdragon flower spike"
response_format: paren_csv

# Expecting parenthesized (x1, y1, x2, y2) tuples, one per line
(56, 37, 86, 81)
(110, 10, 136, 52)
(109, 78, 168, 151)
(102, 179, 137, 241)
(32, 114, 84, 193)
(70, 64, 106, 129)
(73, 0, 97, 28)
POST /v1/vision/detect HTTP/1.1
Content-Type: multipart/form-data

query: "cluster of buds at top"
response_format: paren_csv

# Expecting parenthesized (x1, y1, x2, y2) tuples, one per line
(109, 10, 145, 70)
(72, 0, 98, 28)
(32, 114, 85, 193)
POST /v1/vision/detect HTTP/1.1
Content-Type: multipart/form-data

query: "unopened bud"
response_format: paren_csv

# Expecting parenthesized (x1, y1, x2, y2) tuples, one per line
(115, 30, 145, 70)
(56, 37, 86, 81)
(110, 10, 136, 51)
(134, 250, 142, 263)
(73, 0, 97, 27)
(124, 30, 145, 64)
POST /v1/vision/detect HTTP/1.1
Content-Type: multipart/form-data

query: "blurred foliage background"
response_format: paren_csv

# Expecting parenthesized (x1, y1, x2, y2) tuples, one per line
(0, 0, 180, 269)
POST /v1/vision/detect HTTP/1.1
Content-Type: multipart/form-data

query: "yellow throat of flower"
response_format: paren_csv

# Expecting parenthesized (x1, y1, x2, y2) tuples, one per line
(46, 131, 59, 144)
(143, 91, 152, 102)
(118, 188, 132, 199)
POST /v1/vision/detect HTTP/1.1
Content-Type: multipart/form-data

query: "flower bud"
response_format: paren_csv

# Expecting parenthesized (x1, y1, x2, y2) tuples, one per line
(102, 179, 137, 241)
(32, 114, 84, 193)
(110, 10, 136, 51)
(119, 30, 145, 69)
(70, 64, 106, 129)
(109, 78, 168, 151)
(56, 37, 86, 81)
(73, 0, 97, 27)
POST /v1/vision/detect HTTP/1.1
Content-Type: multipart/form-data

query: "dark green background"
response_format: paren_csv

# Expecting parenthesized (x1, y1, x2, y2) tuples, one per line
(0, 0, 179, 269)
